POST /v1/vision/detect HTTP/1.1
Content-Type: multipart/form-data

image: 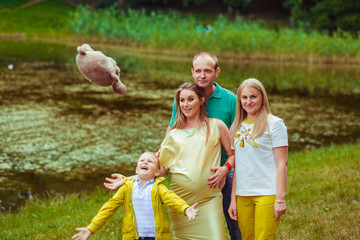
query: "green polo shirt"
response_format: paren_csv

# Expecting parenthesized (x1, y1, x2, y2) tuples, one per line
(169, 82, 237, 165)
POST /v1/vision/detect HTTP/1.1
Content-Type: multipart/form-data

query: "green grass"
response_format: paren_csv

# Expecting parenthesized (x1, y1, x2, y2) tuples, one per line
(0, 0, 75, 37)
(0, 189, 124, 239)
(1, 142, 359, 239)
(0, 178, 173, 240)
(67, 7, 360, 63)
(277, 142, 360, 239)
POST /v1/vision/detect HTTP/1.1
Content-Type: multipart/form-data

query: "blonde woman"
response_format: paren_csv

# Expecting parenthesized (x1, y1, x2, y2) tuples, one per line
(228, 78, 288, 240)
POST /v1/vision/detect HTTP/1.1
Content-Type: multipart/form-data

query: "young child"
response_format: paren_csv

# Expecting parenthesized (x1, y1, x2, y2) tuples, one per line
(72, 152, 199, 240)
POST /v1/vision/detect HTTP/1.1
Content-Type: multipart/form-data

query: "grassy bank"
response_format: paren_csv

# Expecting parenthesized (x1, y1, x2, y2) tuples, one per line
(1, 142, 359, 239)
(0, 0, 359, 64)
(68, 6, 360, 64)
(0, 0, 75, 37)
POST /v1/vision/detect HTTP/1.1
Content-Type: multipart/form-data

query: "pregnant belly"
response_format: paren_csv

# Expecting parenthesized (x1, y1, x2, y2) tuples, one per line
(170, 172, 220, 204)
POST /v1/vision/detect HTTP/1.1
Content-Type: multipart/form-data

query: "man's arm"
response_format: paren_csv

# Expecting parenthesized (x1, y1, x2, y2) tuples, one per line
(168, 98, 177, 128)
(208, 119, 235, 188)
(230, 92, 237, 125)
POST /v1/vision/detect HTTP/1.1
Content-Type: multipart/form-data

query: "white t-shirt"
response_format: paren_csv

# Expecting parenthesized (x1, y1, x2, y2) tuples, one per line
(233, 114, 288, 196)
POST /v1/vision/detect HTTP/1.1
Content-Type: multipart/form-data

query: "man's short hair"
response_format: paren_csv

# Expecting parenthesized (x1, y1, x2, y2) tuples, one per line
(192, 52, 219, 70)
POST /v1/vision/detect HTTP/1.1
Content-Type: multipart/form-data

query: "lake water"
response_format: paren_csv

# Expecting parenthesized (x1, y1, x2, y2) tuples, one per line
(1, 40, 359, 213)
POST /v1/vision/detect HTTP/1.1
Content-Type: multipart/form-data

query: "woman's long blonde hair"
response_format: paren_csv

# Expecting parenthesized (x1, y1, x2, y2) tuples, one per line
(230, 78, 272, 140)
(171, 82, 210, 142)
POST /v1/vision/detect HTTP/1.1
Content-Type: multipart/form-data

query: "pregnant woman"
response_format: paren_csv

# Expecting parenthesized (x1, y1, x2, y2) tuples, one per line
(158, 82, 234, 239)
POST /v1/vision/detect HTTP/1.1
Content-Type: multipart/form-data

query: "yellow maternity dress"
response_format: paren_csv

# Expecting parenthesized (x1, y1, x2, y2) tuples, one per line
(159, 119, 226, 240)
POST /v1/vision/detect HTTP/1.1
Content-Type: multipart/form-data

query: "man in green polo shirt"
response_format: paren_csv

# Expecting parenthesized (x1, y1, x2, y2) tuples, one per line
(167, 52, 241, 240)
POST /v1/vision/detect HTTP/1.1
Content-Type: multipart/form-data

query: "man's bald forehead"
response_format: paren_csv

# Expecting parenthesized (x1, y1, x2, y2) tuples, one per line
(192, 52, 218, 70)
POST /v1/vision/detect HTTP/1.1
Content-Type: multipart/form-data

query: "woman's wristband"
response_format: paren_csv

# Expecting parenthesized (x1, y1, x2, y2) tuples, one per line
(224, 162, 232, 171)
(275, 199, 285, 204)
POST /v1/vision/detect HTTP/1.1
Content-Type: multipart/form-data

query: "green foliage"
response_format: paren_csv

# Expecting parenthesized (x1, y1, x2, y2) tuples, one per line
(0, 0, 75, 37)
(0, 0, 27, 8)
(1, 1, 359, 62)
(284, 0, 360, 34)
(91, 0, 253, 10)
(67, 7, 360, 61)
(222, 0, 252, 8)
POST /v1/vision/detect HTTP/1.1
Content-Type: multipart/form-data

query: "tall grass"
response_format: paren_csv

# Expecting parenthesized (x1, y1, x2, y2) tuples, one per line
(1, 1, 359, 62)
(0, 142, 359, 239)
(0, 0, 75, 37)
(68, 6, 360, 62)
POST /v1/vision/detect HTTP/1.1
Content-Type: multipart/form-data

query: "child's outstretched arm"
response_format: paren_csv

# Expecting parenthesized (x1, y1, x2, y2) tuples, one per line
(184, 202, 199, 220)
(72, 227, 92, 240)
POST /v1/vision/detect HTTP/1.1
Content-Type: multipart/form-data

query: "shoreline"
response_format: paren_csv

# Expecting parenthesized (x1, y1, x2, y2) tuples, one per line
(1, 33, 360, 65)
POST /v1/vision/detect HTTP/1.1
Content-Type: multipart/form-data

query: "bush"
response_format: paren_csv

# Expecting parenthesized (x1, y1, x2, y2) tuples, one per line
(284, 0, 360, 34)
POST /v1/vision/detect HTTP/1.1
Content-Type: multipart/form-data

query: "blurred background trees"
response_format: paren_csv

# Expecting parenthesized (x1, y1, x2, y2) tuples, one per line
(284, 0, 360, 34)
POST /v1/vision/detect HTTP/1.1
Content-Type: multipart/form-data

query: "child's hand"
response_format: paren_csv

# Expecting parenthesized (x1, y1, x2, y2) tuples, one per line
(104, 173, 124, 190)
(185, 202, 199, 220)
(72, 227, 92, 240)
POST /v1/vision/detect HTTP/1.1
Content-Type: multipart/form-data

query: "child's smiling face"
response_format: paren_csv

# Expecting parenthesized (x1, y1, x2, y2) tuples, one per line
(136, 152, 160, 180)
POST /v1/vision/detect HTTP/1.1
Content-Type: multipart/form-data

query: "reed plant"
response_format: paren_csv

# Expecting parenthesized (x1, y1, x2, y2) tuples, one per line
(68, 6, 360, 63)
(1, 1, 359, 63)
(1, 142, 359, 239)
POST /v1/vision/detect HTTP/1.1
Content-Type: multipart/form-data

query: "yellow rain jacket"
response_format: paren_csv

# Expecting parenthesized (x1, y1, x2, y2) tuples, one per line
(87, 177, 190, 240)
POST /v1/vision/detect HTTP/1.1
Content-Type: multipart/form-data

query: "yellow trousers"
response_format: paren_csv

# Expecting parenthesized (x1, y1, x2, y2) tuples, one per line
(236, 195, 280, 240)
